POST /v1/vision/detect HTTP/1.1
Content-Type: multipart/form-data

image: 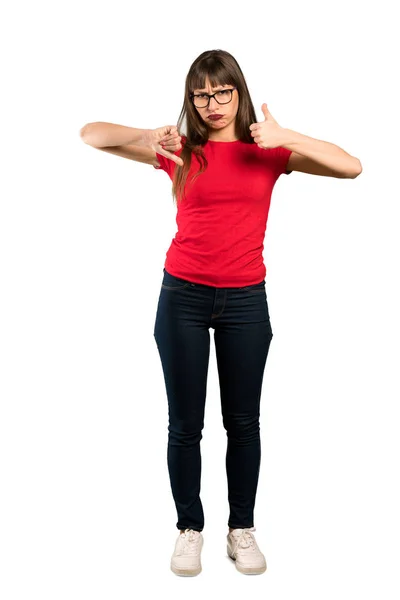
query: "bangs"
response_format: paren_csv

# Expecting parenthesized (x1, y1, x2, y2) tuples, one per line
(189, 62, 234, 94)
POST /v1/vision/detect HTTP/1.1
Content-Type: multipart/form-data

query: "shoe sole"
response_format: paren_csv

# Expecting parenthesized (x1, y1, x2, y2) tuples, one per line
(170, 563, 202, 576)
(227, 547, 267, 575)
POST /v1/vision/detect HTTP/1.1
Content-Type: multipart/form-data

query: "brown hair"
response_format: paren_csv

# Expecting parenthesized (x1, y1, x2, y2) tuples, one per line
(170, 49, 258, 205)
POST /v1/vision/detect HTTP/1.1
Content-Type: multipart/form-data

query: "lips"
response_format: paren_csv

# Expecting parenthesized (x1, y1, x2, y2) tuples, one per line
(208, 114, 223, 120)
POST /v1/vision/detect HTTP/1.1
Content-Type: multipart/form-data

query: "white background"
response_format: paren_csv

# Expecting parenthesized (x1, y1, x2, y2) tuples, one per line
(1, 0, 399, 597)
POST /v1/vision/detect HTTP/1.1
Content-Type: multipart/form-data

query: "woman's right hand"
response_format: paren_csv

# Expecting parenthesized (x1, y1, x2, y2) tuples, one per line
(141, 126, 184, 167)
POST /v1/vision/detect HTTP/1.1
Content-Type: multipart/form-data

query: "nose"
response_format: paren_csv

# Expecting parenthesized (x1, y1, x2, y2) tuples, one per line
(208, 96, 219, 110)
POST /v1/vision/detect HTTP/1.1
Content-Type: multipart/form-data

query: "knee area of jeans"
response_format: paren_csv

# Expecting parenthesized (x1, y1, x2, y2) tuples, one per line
(168, 428, 203, 444)
(223, 415, 260, 432)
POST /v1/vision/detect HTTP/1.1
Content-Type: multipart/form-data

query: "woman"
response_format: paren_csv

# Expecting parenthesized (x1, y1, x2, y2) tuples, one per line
(80, 49, 362, 577)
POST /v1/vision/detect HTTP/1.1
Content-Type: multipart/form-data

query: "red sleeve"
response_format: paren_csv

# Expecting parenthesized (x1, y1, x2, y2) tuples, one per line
(153, 150, 170, 174)
(271, 146, 293, 176)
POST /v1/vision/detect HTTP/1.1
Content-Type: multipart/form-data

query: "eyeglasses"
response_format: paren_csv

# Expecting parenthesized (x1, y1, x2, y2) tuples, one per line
(189, 87, 237, 108)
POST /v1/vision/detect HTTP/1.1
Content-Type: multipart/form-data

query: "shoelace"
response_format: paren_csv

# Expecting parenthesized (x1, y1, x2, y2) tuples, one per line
(179, 528, 201, 555)
(230, 526, 258, 557)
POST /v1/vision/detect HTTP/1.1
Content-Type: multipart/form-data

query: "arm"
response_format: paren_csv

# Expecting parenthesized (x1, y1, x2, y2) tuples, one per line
(79, 122, 148, 147)
(281, 128, 362, 179)
(79, 122, 183, 167)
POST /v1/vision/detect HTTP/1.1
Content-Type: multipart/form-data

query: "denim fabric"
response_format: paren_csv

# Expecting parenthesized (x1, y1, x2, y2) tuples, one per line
(153, 268, 273, 532)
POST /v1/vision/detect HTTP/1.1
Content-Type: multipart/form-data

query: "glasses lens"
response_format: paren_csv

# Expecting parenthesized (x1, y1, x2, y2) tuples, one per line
(215, 89, 233, 104)
(192, 89, 232, 108)
(193, 94, 209, 108)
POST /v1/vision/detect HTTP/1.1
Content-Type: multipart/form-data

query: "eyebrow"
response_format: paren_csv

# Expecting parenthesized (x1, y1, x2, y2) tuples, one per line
(194, 85, 227, 93)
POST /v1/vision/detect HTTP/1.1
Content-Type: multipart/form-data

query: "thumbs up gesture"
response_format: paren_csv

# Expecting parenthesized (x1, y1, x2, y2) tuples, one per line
(249, 103, 285, 149)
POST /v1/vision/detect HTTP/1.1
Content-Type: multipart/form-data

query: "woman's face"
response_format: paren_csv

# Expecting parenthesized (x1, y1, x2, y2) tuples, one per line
(192, 76, 239, 135)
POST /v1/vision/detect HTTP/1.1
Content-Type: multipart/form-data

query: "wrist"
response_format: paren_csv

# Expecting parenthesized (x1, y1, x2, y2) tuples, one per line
(279, 127, 295, 147)
(134, 128, 152, 146)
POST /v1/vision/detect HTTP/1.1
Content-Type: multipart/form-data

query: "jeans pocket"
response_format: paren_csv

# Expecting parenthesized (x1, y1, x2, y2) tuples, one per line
(161, 269, 191, 290)
(239, 280, 266, 293)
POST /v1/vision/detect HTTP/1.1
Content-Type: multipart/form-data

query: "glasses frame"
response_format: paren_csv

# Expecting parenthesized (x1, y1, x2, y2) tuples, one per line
(189, 87, 237, 108)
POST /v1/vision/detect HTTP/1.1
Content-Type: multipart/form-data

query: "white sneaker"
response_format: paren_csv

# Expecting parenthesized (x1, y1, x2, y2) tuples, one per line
(171, 528, 204, 576)
(227, 527, 267, 575)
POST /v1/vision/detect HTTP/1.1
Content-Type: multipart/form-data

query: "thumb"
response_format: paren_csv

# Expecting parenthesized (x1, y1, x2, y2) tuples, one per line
(261, 103, 269, 120)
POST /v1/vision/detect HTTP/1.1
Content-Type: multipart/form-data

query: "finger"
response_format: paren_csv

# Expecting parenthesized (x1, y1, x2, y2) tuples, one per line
(160, 141, 182, 151)
(161, 145, 182, 153)
(164, 126, 178, 137)
(160, 139, 181, 150)
(159, 148, 183, 165)
(161, 133, 181, 143)
(159, 138, 180, 148)
(168, 154, 184, 167)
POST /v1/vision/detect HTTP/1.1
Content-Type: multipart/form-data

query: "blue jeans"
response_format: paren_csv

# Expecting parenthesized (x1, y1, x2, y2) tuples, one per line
(153, 268, 274, 533)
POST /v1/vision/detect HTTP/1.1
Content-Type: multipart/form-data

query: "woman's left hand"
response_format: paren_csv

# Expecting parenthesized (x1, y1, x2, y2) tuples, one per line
(249, 104, 286, 149)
